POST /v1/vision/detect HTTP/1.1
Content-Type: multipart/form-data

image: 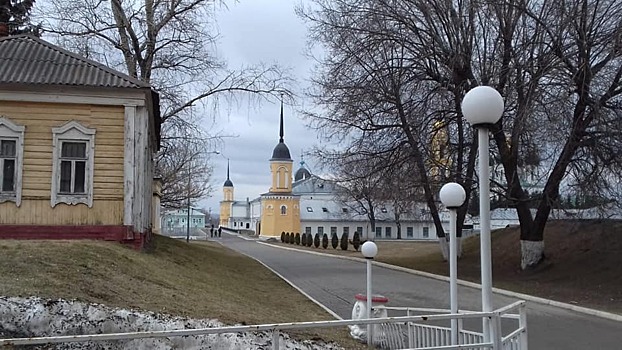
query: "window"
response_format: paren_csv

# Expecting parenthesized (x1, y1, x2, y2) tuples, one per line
(322, 207, 328, 212)
(1, 140, 16, 192)
(342, 207, 348, 213)
(375, 227, 382, 238)
(305, 227, 312, 235)
(330, 226, 337, 237)
(306, 207, 313, 212)
(343, 227, 349, 236)
(317, 226, 324, 235)
(51, 121, 95, 207)
(407, 227, 414, 238)
(0, 117, 24, 206)
(423, 227, 429, 238)
(385, 227, 392, 238)
(280, 205, 287, 215)
(356, 227, 363, 235)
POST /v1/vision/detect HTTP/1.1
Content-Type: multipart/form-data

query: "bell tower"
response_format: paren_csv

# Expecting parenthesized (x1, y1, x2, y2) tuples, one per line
(219, 160, 234, 227)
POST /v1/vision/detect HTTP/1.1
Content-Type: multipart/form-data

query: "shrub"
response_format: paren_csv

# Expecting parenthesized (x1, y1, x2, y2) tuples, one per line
(331, 234, 338, 249)
(307, 233, 314, 247)
(314, 234, 321, 248)
(301, 233, 307, 246)
(289, 232, 295, 244)
(352, 231, 361, 251)
(322, 234, 329, 249)
(281, 232, 285, 243)
(340, 232, 349, 251)
(285, 232, 290, 244)
(295, 232, 301, 245)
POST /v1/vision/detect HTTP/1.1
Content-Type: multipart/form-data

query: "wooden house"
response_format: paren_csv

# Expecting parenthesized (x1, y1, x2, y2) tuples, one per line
(0, 35, 161, 248)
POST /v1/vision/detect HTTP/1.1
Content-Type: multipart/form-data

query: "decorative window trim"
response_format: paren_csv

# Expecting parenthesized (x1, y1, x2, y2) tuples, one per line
(0, 117, 25, 207)
(51, 121, 96, 208)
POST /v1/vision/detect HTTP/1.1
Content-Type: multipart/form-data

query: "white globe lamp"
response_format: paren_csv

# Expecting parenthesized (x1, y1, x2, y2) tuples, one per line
(461, 86, 504, 126)
(361, 241, 378, 259)
(440, 182, 466, 209)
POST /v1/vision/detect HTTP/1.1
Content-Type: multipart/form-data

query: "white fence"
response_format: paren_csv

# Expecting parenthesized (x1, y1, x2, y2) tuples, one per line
(0, 301, 527, 350)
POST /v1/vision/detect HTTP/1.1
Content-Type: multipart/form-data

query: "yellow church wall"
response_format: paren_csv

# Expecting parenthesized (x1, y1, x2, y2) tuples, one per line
(269, 161, 293, 193)
(260, 197, 300, 237)
(220, 187, 234, 226)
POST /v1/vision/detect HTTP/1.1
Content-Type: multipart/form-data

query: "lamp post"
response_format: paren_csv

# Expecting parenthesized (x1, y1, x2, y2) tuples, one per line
(461, 86, 504, 342)
(439, 182, 466, 346)
(361, 240, 378, 347)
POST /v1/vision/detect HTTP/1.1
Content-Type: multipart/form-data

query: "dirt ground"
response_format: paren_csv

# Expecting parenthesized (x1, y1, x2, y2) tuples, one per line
(270, 220, 622, 315)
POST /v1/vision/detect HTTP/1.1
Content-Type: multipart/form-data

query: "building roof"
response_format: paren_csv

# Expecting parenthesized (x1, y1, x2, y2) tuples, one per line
(294, 162, 311, 182)
(292, 175, 339, 194)
(0, 35, 151, 89)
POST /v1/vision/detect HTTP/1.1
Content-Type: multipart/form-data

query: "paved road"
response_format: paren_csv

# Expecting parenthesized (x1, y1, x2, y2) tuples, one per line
(209, 233, 622, 350)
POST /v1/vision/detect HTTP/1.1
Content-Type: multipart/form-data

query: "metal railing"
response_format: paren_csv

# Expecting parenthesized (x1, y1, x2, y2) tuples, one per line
(0, 301, 527, 350)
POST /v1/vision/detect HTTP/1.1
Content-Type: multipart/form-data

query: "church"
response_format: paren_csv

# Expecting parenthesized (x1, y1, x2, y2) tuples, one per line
(219, 103, 451, 241)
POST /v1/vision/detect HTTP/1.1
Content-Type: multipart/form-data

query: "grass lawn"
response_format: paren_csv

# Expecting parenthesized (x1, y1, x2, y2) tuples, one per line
(0, 235, 366, 349)
(270, 220, 622, 314)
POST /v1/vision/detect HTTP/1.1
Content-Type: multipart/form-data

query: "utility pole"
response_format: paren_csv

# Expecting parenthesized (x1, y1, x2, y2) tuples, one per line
(186, 164, 191, 243)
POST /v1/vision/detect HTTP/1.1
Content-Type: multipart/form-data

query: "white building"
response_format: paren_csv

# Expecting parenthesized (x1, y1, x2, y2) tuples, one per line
(161, 207, 206, 235)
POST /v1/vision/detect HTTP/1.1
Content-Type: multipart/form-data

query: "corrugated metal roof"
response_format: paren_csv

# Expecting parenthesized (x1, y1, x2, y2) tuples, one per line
(0, 35, 150, 89)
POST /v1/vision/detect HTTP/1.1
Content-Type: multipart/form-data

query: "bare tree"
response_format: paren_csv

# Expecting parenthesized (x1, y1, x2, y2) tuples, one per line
(302, 0, 622, 269)
(35, 0, 291, 205)
(0, 0, 38, 35)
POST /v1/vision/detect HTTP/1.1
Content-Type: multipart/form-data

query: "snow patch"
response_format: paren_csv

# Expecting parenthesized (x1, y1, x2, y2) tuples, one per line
(0, 296, 344, 350)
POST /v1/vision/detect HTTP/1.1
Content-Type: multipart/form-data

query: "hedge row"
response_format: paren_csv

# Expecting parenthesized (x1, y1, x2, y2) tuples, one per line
(280, 231, 362, 251)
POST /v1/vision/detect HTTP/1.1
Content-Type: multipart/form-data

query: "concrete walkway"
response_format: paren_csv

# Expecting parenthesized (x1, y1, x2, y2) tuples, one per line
(211, 233, 622, 350)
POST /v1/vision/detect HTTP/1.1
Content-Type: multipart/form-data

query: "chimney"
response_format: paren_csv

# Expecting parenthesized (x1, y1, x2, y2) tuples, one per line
(0, 23, 8, 37)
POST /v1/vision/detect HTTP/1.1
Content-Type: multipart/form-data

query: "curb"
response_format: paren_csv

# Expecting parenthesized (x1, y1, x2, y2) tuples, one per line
(258, 242, 622, 323)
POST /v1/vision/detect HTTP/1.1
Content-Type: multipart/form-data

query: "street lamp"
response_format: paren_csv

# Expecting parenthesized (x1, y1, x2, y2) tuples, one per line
(361, 240, 378, 347)
(461, 86, 504, 342)
(439, 182, 467, 346)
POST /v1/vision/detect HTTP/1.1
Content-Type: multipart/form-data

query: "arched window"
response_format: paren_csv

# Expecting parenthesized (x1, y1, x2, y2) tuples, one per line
(280, 205, 287, 215)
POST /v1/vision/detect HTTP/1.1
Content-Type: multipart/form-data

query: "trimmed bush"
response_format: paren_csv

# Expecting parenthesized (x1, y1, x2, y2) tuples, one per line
(284, 232, 290, 244)
(331, 234, 338, 249)
(352, 231, 361, 251)
(281, 232, 285, 243)
(307, 233, 314, 247)
(322, 234, 329, 249)
(301, 233, 307, 246)
(295, 232, 301, 245)
(289, 232, 295, 244)
(313, 234, 320, 248)
(340, 232, 349, 251)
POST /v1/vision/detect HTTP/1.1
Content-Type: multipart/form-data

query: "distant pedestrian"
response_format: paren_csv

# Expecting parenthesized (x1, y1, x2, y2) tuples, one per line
(218, 227, 222, 238)
(210, 225, 214, 238)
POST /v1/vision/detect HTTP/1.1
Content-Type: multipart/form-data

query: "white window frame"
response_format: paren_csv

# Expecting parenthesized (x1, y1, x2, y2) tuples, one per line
(51, 121, 96, 208)
(0, 117, 25, 207)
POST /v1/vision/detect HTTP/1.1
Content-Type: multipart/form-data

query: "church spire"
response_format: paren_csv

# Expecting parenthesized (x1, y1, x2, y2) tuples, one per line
(223, 158, 233, 187)
(279, 98, 284, 143)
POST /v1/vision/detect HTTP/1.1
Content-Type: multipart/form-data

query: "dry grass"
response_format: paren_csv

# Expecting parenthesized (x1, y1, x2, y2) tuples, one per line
(270, 220, 622, 314)
(0, 235, 366, 349)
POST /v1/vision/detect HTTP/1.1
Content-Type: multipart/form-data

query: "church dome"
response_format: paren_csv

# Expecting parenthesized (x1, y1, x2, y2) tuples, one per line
(271, 142, 291, 160)
(295, 166, 311, 181)
(223, 178, 233, 187)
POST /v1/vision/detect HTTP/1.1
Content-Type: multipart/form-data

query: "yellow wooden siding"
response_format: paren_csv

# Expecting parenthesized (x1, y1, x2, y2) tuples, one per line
(0, 200, 123, 225)
(0, 101, 126, 225)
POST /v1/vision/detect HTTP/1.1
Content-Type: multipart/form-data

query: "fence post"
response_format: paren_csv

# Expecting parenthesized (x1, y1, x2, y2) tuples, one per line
(273, 330, 279, 350)
(491, 313, 503, 350)
(519, 303, 528, 350)
(407, 309, 414, 349)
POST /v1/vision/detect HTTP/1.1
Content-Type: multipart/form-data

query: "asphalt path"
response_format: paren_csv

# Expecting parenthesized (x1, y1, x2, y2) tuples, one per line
(209, 233, 622, 350)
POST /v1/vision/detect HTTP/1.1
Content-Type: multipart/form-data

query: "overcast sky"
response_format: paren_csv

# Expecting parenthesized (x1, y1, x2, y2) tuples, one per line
(200, 0, 320, 213)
